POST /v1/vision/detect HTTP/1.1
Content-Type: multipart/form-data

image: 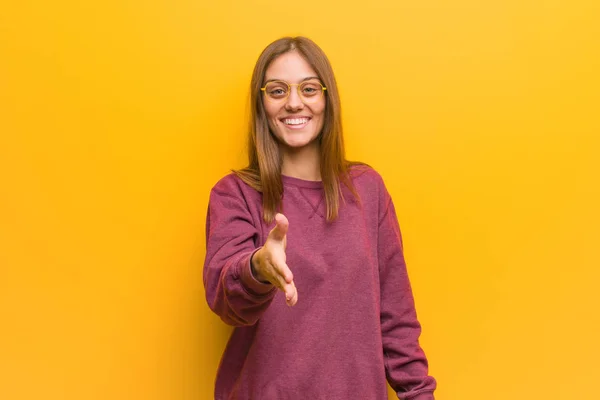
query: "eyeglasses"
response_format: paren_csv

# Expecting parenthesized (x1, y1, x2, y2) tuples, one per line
(261, 80, 327, 103)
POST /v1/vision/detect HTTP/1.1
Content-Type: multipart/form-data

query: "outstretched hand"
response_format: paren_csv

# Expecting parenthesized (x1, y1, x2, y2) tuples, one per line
(251, 213, 298, 306)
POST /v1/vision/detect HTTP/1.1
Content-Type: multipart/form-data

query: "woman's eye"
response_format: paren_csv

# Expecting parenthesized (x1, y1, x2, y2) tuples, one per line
(301, 83, 321, 96)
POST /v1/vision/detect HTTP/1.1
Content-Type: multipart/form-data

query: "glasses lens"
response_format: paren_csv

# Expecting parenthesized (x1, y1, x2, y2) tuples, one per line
(264, 82, 289, 100)
(299, 81, 323, 100)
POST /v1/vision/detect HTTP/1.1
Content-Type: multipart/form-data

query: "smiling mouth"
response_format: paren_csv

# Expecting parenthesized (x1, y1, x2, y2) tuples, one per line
(282, 117, 311, 126)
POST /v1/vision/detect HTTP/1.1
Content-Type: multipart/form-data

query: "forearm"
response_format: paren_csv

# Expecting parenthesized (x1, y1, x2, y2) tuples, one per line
(204, 248, 276, 326)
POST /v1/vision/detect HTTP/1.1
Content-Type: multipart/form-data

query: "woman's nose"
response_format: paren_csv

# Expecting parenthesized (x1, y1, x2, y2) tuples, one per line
(285, 88, 304, 111)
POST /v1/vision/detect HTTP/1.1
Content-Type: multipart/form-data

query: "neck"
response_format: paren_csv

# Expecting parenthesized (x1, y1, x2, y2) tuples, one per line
(280, 142, 321, 181)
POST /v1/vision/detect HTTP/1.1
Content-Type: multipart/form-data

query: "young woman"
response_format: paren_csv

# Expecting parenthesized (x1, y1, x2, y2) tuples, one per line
(203, 36, 436, 400)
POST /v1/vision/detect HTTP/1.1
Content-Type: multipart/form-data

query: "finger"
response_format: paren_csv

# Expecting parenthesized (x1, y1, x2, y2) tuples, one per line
(265, 259, 289, 287)
(273, 272, 294, 299)
(276, 260, 294, 284)
(269, 213, 289, 242)
(282, 280, 297, 304)
(286, 281, 298, 307)
(270, 261, 296, 298)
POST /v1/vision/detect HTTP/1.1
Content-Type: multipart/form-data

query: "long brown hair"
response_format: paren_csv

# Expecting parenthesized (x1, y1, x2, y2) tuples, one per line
(234, 36, 363, 223)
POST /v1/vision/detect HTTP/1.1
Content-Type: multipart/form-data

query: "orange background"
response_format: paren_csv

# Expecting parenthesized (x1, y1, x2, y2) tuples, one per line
(1, 1, 599, 399)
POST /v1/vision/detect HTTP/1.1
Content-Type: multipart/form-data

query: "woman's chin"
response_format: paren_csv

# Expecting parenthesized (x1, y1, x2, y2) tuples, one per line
(285, 139, 310, 148)
(278, 133, 316, 149)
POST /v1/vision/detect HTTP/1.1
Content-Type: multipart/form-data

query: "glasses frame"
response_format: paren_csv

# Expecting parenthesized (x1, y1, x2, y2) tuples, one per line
(260, 80, 327, 103)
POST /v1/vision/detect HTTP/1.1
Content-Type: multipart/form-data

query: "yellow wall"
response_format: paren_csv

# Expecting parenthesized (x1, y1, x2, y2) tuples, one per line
(1, 1, 598, 399)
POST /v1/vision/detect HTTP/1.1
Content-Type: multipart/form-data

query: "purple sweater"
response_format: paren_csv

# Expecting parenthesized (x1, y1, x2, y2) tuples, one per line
(203, 166, 436, 400)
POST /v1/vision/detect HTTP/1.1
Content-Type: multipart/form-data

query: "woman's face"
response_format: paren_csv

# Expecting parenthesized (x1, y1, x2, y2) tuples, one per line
(262, 51, 326, 150)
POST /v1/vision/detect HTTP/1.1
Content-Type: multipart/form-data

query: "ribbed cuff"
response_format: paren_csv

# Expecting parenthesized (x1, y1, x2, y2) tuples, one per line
(239, 247, 275, 296)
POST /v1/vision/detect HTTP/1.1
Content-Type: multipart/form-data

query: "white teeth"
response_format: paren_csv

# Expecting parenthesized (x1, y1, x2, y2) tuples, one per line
(284, 118, 309, 125)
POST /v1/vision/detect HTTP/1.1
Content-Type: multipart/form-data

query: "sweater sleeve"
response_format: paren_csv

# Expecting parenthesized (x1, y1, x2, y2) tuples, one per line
(203, 177, 277, 327)
(378, 184, 437, 400)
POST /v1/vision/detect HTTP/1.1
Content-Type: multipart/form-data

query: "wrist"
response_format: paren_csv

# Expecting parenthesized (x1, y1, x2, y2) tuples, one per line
(251, 248, 269, 283)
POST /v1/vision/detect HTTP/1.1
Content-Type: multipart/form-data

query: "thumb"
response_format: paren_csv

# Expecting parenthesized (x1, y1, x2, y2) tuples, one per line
(269, 213, 288, 242)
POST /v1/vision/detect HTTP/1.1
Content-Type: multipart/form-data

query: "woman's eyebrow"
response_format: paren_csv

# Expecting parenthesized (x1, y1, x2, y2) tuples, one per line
(263, 76, 321, 84)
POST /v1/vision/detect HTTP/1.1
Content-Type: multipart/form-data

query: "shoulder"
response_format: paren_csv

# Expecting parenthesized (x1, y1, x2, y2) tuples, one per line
(347, 164, 395, 219)
(210, 172, 260, 200)
(348, 163, 387, 194)
(211, 172, 241, 191)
